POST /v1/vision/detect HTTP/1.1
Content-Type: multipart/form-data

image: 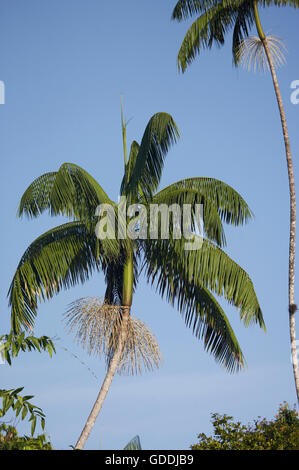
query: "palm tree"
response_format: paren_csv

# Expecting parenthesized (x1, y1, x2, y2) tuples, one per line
(8, 107, 264, 449)
(172, 0, 299, 403)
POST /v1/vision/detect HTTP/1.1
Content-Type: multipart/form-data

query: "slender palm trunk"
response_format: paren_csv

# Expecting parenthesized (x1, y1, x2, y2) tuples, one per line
(74, 251, 134, 449)
(253, 1, 299, 402)
(74, 307, 130, 450)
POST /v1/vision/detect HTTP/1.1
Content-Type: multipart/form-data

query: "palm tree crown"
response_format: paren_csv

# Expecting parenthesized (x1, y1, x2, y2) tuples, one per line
(9, 109, 264, 374)
(9, 108, 264, 370)
(172, 0, 299, 71)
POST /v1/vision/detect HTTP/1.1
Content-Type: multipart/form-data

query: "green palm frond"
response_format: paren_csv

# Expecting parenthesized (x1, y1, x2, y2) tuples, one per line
(124, 435, 142, 450)
(143, 237, 264, 330)
(155, 177, 252, 226)
(18, 163, 112, 220)
(261, 0, 299, 7)
(142, 240, 245, 372)
(8, 222, 114, 332)
(232, 2, 255, 65)
(121, 113, 180, 200)
(172, 0, 217, 21)
(186, 239, 264, 329)
(121, 140, 140, 190)
(176, 4, 238, 72)
(152, 187, 226, 246)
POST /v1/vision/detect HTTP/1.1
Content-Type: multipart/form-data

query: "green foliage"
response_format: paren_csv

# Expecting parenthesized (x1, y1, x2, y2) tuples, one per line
(0, 332, 55, 365)
(121, 113, 180, 200)
(123, 435, 142, 450)
(191, 403, 299, 450)
(0, 424, 52, 450)
(0, 388, 46, 436)
(18, 162, 112, 221)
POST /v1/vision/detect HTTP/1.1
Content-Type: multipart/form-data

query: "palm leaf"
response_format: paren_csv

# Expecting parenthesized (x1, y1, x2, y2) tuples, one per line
(172, 0, 218, 20)
(142, 237, 264, 330)
(121, 113, 180, 200)
(18, 163, 112, 221)
(152, 187, 225, 246)
(121, 140, 140, 189)
(176, 4, 238, 72)
(8, 221, 116, 332)
(154, 177, 252, 226)
(124, 435, 142, 450)
(261, 0, 299, 7)
(232, 2, 255, 66)
(142, 239, 245, 372)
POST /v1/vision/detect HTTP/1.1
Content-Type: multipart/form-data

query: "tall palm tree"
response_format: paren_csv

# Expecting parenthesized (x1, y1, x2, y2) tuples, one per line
(172, 0, 299, 403)
(8, 108, 264, 449)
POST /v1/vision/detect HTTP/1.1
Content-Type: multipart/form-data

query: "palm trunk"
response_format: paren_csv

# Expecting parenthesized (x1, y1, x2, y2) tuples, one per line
(253, 1, 299, 402)
(74, 249, 134, 449)
(74, 306, 130, 450)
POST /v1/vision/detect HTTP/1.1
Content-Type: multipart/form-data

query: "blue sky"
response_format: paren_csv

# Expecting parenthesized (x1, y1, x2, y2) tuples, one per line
(0, 0, 299, 450)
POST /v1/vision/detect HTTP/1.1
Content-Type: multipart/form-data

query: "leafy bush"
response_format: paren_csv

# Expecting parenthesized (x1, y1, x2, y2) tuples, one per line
(0, 424, 52, 450)
(191, 403, 299, 450)
(0, 388, 46, 436)
(0, 332, 54, 450)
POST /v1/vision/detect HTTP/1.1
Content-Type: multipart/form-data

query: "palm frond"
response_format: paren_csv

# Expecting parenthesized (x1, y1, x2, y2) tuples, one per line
(186, 239, 264, 329)
(172, 0, 211, 20)
(18, 163, 112, 220)
(154, 177, 252, 226)
(261, 0, 299, 7)
(8, 222, 115, 332)
(232, 2, 255, 66)
(142, 237, 264, 330)
(124, 435, 142, 450)
(152, 187, 226, 246)
(121, 140, 140, 190)
(237, 35, 287, 72)
(121, 113, 180, 200)
(177, 5, 238, 72)
(142, 240, 245, 372)
(64, 298, 162, 375)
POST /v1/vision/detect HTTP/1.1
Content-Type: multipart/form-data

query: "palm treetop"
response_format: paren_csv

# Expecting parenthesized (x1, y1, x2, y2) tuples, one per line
(172, 0, 299, 71)
(9, 107, 264, 373)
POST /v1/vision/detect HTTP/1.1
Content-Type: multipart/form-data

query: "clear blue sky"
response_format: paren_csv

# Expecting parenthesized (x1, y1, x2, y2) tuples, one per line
(0, 0, 299, 450)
